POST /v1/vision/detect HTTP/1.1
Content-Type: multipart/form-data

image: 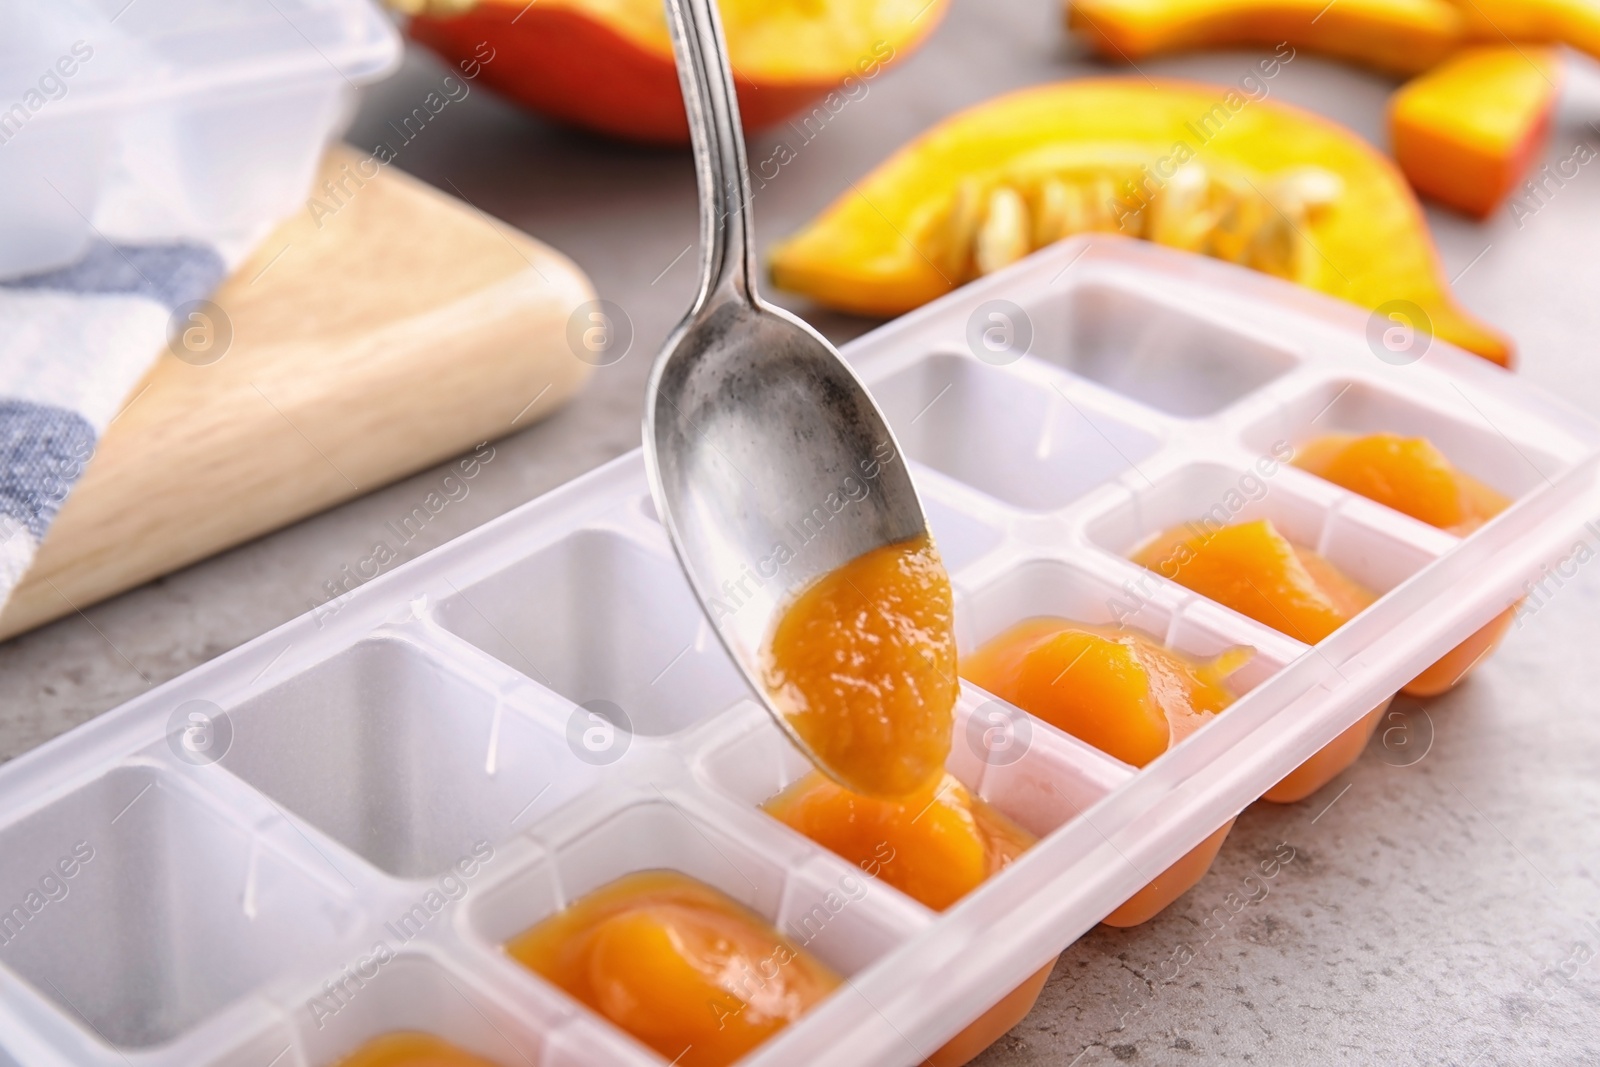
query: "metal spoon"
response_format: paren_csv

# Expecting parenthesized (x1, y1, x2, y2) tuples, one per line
(643, 0, 931, 765)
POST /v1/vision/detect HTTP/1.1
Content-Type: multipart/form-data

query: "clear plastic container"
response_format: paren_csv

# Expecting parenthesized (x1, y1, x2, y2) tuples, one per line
(0, 237, 1596, 1066)
(0, 0, 400, 279)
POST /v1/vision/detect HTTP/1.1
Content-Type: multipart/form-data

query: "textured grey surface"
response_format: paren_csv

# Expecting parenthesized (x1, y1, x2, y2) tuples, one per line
(2, 0, 1600, 1063)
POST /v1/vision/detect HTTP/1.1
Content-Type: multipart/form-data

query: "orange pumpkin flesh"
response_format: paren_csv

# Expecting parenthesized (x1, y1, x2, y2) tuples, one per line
(1390, 47, 1562, 219)
(770, 80, 1513, 366)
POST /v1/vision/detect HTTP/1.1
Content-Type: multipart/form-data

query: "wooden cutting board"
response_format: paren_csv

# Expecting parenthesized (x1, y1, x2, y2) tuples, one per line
(0, 146, 595, 642)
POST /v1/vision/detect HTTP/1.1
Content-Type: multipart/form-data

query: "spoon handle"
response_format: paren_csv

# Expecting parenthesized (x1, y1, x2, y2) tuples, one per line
(664, 0, 758, 313)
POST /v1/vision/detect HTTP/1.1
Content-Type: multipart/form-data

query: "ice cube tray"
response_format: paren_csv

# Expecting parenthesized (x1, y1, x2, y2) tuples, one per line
(0, 0, 399, 279)
(1, 236, 1597, 1067)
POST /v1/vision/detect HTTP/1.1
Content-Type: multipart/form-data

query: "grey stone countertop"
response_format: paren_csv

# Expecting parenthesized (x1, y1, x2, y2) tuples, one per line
(4, 0, 1600, 1063)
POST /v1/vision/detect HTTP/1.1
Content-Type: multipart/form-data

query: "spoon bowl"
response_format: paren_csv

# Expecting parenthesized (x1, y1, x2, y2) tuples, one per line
(644, 0, 931, 765)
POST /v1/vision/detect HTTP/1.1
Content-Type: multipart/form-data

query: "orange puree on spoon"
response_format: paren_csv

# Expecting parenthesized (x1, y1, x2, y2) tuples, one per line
(762, 533, 959, 798)
(507, 871, 839, 1067)
(1295, 432, 1509, 535)
(331, 1033, 503, 1067)
(765, 771, 1033, 911)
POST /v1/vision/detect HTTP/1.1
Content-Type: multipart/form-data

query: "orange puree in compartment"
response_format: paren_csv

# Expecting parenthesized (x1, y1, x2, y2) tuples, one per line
(1295, 432, 1509, 534)
(764, 771, 1034, 911)
(763, 533, 959, 798)
(331, 1033, 502, 1066)
(1134, 520, 1403, 800)
(506, 871, 838, 1067)
(962, 620, 1250, 768)
(1134, 519, 1376, 644)
(962, 619, 1247, 925)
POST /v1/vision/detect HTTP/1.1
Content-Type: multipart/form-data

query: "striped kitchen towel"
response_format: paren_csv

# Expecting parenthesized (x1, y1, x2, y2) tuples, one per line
(0, 237, 237, 610)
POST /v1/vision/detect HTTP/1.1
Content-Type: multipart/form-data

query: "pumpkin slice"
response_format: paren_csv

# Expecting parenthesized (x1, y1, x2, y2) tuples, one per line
(1449, 0, 1600, 57)
(770, 79, 1512, 365)
(407, 0, 948, 144)
(1066, 0, 1464, 75)
(1391, 46, 1562, 219)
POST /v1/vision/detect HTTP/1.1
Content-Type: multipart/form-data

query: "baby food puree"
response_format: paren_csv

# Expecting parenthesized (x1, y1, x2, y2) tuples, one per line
(962, 619, 1247, 923)
(1131, 518, 1394, 799)
(963, 619, 1250, 768)
(762, 533, 959, 798)
(507, 871, 839, 1067)
(765, 770, 1033, 911)
(1135, 518, 1375, 645)
(1294, 432, 1517, 693)
(1296, 432, 1509, 535)
(331, 1033, 502, 1066)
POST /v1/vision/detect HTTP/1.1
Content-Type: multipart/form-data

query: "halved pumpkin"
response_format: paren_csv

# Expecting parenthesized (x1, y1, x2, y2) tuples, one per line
(770, 79, 1512, 365)
(408, 0, 948, 144)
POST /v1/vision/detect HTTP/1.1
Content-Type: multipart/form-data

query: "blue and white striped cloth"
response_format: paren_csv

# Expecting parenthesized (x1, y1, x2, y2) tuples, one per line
(0, 238, 233, 608)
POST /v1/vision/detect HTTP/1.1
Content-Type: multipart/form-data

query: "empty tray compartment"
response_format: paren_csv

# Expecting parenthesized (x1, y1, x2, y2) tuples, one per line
(0, 764, 354, 1049)
(435, 528, 751, 736)
(221, 636, 599, 879)
(1052, 280, 1298, 416)
(875, 352, 1162, 511)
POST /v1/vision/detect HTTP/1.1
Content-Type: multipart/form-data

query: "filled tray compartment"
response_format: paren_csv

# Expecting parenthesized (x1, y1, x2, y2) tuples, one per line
(433, 527, 751, 738)
(1240, 374, 1571, 504)
(457, 790, 927, 1066)
(0, 762, 358, 1052)
(953, 553, 1297, 698)
(871, 352, 1164, 512)
(1082, 459, 1454, 617)
(468, 793, 922, 979)
(694, 692, 1132, 907)
(281, 948, 551, 1067)
(948, 555, 1297, 906)
(951, 540, 1388, 809)
(218, 634, 598, 881)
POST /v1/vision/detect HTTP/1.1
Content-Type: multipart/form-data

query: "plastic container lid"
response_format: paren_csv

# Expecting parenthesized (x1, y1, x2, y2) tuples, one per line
(0, 0, 400, 279)
(0, 0, 399, 112)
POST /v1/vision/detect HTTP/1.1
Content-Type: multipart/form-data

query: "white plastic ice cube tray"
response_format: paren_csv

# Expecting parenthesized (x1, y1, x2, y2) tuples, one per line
(2, 237, 1598, 1067)
(0, 0, 400, 278)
